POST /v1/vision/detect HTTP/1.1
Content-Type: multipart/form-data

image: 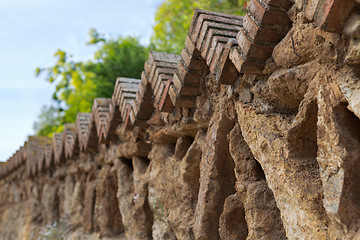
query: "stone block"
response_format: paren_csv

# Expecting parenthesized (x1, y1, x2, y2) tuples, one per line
(248, 0, 290, 26)
(63, 124, 78, 160)
(305, 0, 320, 20)
(315, 0, 356, 32)
(52, 133, 64, 165)
(205, 36, 228, 69)
(92, 98, 111, 144)
(215, 39, 240, 85)
(197, 22, 240, 59)
(158, 79, 174, 112)
(260, 0, 292, 8)
(190, 9, 243, 44)
(243, 14, 287, 44)
(344, 12, 360, 37)
(229, 47, 265, 74)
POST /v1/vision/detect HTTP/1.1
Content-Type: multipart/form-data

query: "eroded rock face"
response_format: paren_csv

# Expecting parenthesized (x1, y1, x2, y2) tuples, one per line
(227, 123, 286, 240)
(41, 182, 59, 225)
(219, 193, 247, 240)
(194, 101, 236, 240)
(83, 180, 97, 234)
(1, 3, 360, 240)
(96, 164, 123, 236)
(235, 100, 329, 239)
(317, 77, 360, 232)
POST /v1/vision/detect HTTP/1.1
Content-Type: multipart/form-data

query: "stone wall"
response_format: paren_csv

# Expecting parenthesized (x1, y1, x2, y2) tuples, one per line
(0, 0, 360, 239)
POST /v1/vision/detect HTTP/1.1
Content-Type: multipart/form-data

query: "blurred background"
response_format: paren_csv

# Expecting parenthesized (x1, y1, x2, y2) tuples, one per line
(0, 0, 246, 161)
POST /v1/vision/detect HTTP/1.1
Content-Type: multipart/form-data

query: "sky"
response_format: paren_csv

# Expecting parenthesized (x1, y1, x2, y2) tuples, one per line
(0, 0, 164, 161)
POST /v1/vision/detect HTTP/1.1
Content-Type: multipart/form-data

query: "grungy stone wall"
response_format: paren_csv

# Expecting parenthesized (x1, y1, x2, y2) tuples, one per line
(1, 0, 360, 239)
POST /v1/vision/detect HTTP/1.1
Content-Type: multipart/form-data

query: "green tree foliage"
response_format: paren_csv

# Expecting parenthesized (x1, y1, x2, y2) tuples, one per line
(151, 0, 248, 54)
(34, 1, 247, 137)
(34, 29, 148, 137)
(33, 105, 64, 137)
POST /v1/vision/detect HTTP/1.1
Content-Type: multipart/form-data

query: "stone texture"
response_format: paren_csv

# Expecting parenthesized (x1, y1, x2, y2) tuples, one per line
(272, 20, 340, 69)
(194, 100, 236, 240)
(2, 3, 360, 240)
(345, 39, 360, 66)
(317, 75, 360, 232)
(218, 193, 247, 240)
(337, 67, 360, 119)
(235, 100, 330, 239)
(41, 183, 59, 225)
(344, 12, 360, 37)
(314, 0, 356, 33)
(227, 123, 286, 240)
(96, 165, 123, 237)
(83, 181, 97, 233)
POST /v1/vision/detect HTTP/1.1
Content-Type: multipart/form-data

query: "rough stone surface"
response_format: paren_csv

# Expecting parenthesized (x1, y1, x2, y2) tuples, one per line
(218, 193, 247, 240)
(228, 123, 286, 240)
(194, 101, 235, 240)
(272, 18, 339, 69)
(1, 3, 360, 240)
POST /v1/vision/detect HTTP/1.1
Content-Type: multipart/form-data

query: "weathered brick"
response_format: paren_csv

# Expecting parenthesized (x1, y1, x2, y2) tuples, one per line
(7, 156, 13, 174)
(25, 137, 38, 177)
(134, 82, 154, 121)
(138, 74, 148, 98)
(229, 47, 264, 74)
(176, 60, 202, 86)
(44, 140, 53, 169)
(143, 61, 151, 77)
(248, 0, 290, 27)
(315, 0, 356, 32)
(237, 30, 274, 60)
(181, 46, 206, 71)
(344, 13, 360, 37)
(128, 105, 137, 125)
(206, 36, 228, 69)
(154, 74, 171, 94)
(92, 98, 111, 144)
(113, 78, 140, 107)
(176, 96, 197, 108)
(243, 14, 287, 44)
(121, 101, 133, 122)
(144, 51, 180, 114)
(172, 73, 200, 96)
(158, 79, 174, 112)
(124, 105, 133, 130)
(190, 11, 243, 43)
(108, 103, 121, 142)
(52, 133, 64, 165)
(119, 92, 137, 116)
(168, 83, 177, 105)
(170, 72, 183, 94)
(154, 74, 172, 102)
(201, 28, 237, 60)
(208, 40, 226, 74)
(155, 82, 165, 104)
(171, 9, 244, 107)
(215, 39, 240, 85)
(305, 0, 320, 21)
(149, 66, 177, 87)
(185, 35, 200, 57)
(63, 124, 78, 160)
(150, 67, 176, 90)
(76, 113, 91, 151)
(149, 63, 177, 83)
(197, 21, 240, 58)
(148, 51, 181, 66)
(260, 0, 292, 9)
